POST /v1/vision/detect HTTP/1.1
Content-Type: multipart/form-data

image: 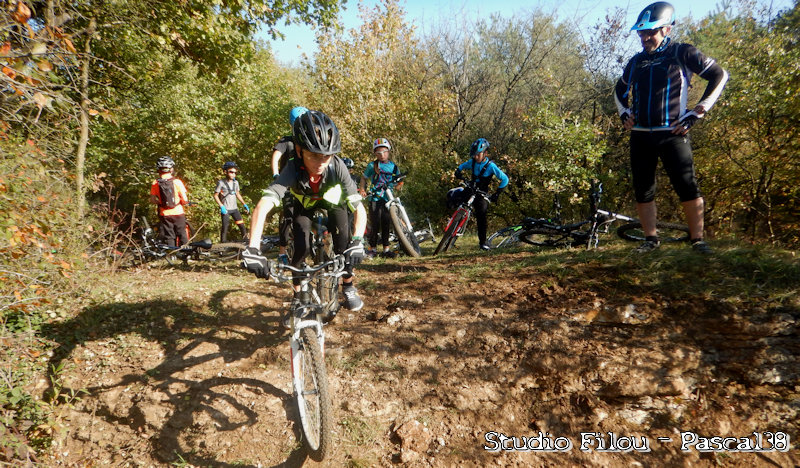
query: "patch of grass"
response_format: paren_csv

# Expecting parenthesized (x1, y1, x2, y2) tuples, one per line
(331, 350, 368, 374)
(397, 272, 423, 283)
(372, 358, 402, 373)
(339, 415, 380, 446)
(358, 279, 378, 292)
(347, 456, 376, 468)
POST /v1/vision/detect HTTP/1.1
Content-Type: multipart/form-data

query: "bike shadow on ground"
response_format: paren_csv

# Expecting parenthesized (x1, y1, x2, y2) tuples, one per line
(358, 262, 430, 274)
(39, 287, 312, 467)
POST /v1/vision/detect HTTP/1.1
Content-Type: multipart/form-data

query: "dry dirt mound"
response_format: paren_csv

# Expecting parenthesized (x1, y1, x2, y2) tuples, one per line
(37, 251, 799, 467)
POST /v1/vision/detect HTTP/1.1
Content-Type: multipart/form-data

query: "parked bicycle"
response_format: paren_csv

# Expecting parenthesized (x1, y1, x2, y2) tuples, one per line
(487, 181, 690, 250)
(121, 217, 244, 267)
(388, 217, 436, 247)
(434, 180, 490, 255)
(367, 173, 421, 257)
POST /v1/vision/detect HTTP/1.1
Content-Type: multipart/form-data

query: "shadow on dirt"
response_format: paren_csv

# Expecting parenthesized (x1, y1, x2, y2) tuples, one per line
(40, 287, 311, 467)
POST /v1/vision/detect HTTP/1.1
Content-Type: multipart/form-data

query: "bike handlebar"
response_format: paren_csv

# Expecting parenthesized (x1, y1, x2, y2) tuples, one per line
(267, 255, 348, 282)
(368, 173, 407, 193)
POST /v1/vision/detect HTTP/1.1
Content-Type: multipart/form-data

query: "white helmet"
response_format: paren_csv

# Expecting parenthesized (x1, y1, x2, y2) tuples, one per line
(372, 137, 391, 151)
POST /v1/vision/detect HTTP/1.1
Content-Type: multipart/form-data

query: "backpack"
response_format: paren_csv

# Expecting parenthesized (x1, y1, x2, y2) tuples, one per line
(157, 178, 178, 209)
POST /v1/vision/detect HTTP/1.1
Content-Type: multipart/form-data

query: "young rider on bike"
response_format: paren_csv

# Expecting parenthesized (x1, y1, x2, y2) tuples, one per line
(213, 161, 250, 242)
(358, 138, 403, 258)
(242, 110, 367, 325)
(149, 156, 189, 248)
(271, 106, 308, 264)
(454, 138, 509, 251)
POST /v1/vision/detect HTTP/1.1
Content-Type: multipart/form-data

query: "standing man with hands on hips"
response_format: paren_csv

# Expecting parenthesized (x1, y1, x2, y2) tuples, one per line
(615, 1, 728, 254)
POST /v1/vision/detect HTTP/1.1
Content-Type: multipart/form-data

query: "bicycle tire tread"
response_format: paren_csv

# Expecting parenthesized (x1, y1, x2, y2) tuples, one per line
(297, 328, 332, 461)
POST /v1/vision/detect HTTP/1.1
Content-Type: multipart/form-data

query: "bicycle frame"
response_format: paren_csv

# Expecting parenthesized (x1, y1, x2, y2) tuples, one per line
(435, 181, 492, 255)
(268, 257, 347, 354)
(368, 173, 422, 256)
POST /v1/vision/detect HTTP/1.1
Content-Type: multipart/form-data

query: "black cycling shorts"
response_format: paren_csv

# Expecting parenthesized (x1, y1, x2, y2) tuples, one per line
(630, 131, 702, 203)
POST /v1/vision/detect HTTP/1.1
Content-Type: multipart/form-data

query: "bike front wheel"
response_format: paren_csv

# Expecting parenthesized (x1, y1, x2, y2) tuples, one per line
(487, 225, 523, 249)
(617, 222, 691, 243)
(433, 210, 465, 255)
(294, 328, 333, 461)
(389, 205, 421, 257)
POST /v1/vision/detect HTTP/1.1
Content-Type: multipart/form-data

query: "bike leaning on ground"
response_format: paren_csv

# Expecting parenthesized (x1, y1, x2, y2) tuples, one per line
(434, 179, 490, 255)
(121, 217, 245, 266)
(487, 181, 690, 250)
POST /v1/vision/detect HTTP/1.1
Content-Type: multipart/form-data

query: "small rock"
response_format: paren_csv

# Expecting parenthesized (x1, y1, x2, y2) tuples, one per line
(395, 420, 432, 453)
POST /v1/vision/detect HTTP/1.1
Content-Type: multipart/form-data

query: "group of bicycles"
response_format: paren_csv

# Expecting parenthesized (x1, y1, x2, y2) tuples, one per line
(116, 176, 689, 461)
(437, 179, 690, 254)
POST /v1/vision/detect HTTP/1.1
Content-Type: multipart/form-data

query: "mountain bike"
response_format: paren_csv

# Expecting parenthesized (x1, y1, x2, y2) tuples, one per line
(388, 217, 436, 246)
(487, 181, 690, 250)
(367, 174, 421, 257)
(434, 180, 489, 255)
(255, 252, 346, 460)
(121, 217, 244, 266)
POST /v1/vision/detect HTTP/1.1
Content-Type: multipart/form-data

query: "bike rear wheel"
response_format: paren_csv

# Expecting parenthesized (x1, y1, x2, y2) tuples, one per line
(519, 226, 569, 248)
(433, 210, 465, 255)
(487, 225, 523, 249)
(294, 327, 332, 461)
(389, 205, 421, 257)
(617, 222, 691, 243)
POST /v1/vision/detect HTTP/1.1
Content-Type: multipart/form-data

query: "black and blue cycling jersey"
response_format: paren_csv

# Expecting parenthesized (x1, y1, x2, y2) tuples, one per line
(615, 40, 728, 131)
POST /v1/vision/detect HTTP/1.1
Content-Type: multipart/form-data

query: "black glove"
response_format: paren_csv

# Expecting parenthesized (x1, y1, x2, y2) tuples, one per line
(489, 188, 504, 203)
(677, 114, 699, 131)
(343, 238, 365, 267)
(241, 246, 269, 278)
(620, 111, 632, 125)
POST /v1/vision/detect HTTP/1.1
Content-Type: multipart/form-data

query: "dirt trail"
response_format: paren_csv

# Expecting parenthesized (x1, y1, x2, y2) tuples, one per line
(37, 250, 799, 467)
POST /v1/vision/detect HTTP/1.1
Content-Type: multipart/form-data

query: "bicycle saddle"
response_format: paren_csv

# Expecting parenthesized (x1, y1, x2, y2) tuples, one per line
(190, 239, 213, 249)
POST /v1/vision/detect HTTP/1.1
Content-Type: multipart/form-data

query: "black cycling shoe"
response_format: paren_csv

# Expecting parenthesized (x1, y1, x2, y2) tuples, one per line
(342, 285, 364, 311)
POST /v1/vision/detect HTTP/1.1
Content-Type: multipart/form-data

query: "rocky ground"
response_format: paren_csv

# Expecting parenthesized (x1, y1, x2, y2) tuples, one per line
(31, 244, 800, 467)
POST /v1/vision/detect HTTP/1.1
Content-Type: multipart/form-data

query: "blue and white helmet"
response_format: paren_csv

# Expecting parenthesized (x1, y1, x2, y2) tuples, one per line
(469, 138, 490, 157)
(631, 2, 675, 31)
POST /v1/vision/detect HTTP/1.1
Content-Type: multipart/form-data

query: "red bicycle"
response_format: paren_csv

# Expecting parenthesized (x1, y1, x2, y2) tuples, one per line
(434, 180, 489, 255)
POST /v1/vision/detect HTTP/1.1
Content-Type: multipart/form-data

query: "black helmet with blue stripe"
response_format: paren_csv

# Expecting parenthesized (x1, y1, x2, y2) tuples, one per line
(631, 2, 675, 31)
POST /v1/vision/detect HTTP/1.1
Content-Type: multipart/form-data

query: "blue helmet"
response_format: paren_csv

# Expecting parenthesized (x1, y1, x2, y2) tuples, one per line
(289, 106, 308, 125)
(631, 2, 675, 31)
(469, 138, 490, 157)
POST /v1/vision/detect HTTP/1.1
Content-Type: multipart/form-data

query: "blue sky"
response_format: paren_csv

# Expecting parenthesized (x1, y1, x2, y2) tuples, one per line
(258, 0, 793, 65)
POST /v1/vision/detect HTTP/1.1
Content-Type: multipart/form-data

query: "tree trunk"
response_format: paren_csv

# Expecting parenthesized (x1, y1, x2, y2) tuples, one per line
(76, 17, 96, 220)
